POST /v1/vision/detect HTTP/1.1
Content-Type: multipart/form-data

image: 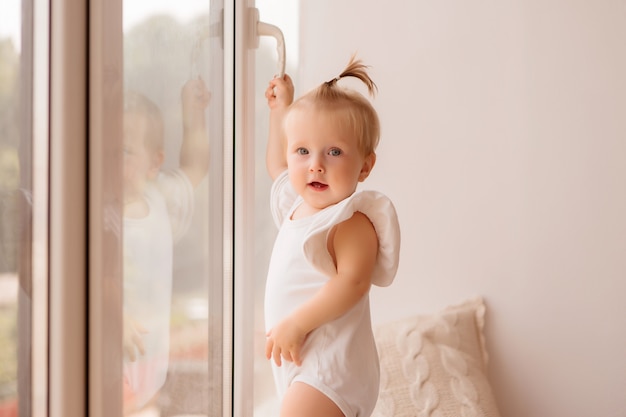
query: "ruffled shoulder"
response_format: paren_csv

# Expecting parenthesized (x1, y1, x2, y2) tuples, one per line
(156, 168, 195, 243)
(270, 170, 300, 227)
(303, 190, 401, 287)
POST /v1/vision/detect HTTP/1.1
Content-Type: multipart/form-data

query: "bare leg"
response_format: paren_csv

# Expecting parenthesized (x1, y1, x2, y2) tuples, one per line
(279, 381, 345, 417)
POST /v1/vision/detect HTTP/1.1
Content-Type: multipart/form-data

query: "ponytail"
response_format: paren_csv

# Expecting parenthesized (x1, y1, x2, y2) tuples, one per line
(322, 54, 377, 97)
(289, 54, 381, 156)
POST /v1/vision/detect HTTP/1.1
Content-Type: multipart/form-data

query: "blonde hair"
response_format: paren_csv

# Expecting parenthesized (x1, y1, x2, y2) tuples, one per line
(123, 91, 164, 152)
(290, 54, 380, 156)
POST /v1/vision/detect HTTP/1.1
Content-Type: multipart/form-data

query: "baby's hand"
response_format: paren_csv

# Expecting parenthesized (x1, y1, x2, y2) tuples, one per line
(265, 316, 307, 367)
(182, 77, 211, 129)
(123, 314, 148, 362)
(182, 77, 211, 107)
(265, 74, 294, 110)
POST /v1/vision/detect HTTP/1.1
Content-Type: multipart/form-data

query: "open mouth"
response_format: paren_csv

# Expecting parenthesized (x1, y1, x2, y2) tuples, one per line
(308, 181, 328, 191)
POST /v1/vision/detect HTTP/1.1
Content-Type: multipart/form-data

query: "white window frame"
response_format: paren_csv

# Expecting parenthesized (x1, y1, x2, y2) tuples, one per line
(32, 0, 263, 415)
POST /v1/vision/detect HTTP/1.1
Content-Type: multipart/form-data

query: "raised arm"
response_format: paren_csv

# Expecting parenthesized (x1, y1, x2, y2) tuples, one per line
(265, 74, 294, 180)
(265, 212, 378, 366)
(179, 77, 211, 187)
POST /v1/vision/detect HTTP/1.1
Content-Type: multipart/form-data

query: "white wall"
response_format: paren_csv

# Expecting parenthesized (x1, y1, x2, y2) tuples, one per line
(297, 1, 626, 417)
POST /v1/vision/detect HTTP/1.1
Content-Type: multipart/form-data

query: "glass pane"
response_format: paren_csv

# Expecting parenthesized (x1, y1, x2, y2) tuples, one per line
(94, 0, 224, 415)
(0, 2, 21, 405)
(123, 1, 224, 415)
(0, 0, 44, 416)
(253, 3, 299, 416)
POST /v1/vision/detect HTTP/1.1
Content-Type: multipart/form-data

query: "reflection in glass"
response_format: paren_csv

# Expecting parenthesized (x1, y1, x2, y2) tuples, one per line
(0, 22, 22, 410)
(121, 83, 209, 411)
(0, 0, 39, 416)
(117, 1, 223, 415)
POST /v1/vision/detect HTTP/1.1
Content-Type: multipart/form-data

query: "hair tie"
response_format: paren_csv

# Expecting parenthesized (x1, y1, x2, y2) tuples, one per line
(325, 76, 341, 87)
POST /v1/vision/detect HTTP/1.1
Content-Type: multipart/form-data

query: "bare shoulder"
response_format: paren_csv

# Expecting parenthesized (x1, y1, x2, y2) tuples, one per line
(328, 211, 378, 265)
(337, 211, 376, 236)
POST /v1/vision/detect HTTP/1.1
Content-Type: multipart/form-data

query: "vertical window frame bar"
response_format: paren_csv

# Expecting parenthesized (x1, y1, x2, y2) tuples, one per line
(232, 1, 257, 416)
(31, 0, 51, 414)
(48, 0, 88, 416)
(222, 1, 235, 416)
(88, 0, 124, 416)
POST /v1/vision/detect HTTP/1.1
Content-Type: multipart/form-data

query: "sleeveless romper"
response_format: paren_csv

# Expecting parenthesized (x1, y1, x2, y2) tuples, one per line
(265, 170, 400, 417)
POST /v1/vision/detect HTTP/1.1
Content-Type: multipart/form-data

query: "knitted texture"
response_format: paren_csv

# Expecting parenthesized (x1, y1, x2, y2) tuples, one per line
(372, 298, 501, 417)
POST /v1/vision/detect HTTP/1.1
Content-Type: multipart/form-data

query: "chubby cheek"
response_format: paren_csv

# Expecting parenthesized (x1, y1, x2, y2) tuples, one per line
(123, 157, 137, 181)
(287, 167, 306, 192)
(286, 153, 302, 168)
(287, 158, 307, 177)
(123, 157, 146, 189)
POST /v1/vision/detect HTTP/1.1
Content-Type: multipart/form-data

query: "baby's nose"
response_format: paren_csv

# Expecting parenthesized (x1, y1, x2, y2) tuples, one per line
(309, 157, 324, 173)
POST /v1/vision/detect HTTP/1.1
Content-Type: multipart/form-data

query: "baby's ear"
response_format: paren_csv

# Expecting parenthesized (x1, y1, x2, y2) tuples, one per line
(148, 150, 165, 179)
(358, 152, 376, 182)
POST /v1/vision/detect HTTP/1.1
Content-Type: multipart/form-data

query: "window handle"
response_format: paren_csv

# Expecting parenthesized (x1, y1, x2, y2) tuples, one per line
(252, 8, 286, 78)
(190, 9, 223, 79)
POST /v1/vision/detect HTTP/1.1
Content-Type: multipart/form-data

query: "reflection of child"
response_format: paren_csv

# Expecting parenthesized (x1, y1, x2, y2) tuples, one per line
(122, 78, 210, 412)
(264, 56, 401, 417)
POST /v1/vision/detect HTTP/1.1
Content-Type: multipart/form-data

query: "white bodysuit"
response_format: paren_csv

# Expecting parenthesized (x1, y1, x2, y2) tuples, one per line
(123, 168, 194, 407)
(265, 171, 400, 417)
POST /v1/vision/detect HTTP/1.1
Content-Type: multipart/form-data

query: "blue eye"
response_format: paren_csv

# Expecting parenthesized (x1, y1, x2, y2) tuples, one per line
(297, 148, 309, 155)
(329, 148, 342, 156)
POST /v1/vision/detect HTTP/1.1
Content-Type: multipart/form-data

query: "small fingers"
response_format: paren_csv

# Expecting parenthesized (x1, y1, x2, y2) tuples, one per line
(264, 336, 273, 360)
(134, 336, 145, 356)
(272, 345, 282, 367)
(267, 77, 284, 92)
(292, 350, 302, 367)
(265, 331, 282, 366)
(124, 344, 136, 362)
(134, 322, 148, 335)
(183, 78, 210, 104)
(282, 349, 293, 363)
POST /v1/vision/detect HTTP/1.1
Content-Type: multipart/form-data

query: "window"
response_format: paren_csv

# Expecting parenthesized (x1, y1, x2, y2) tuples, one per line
(90, 0, 227, 415)
(0, 0, 49, 415)
(0, 1, 289, 415)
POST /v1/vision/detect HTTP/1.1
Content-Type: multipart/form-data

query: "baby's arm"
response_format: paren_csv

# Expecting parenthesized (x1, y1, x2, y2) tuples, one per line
(265, 211, 378, 366)
(179, 78, 211, 188)
(265, 75, 294, 180)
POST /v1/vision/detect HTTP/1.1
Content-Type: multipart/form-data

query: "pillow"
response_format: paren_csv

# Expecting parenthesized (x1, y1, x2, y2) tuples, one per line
(371, 298, 501, 417)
